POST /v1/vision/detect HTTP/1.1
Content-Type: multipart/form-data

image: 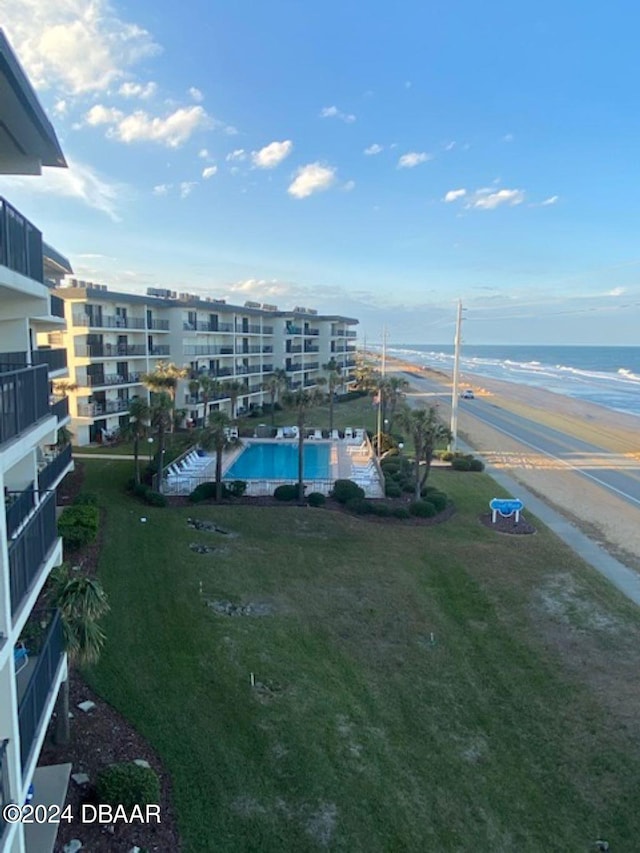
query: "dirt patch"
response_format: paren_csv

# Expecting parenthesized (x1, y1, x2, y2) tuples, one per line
(478, 512, 537, 535)
(186, 517, 238, 536)
(189, 542, 228, 555)
(206, 599, 274, 617)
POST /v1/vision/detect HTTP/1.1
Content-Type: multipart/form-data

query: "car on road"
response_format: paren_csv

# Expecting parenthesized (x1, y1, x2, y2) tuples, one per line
(460, 389, 475, 399)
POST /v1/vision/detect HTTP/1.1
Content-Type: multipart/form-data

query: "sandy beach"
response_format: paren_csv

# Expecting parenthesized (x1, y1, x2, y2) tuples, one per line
(386, 356, 640, 571)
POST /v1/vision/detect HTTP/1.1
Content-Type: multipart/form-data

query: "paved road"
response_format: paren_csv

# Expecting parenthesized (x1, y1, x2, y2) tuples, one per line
(403, 371, 640, 510)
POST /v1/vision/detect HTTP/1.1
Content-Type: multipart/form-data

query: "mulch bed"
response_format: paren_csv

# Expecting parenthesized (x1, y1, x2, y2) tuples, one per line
(478, 512, 537, 535)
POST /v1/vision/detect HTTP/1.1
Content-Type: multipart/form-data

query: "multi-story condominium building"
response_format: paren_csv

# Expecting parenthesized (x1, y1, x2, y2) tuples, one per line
(1, 29, 74, 853)
(56, 286, 358, 444)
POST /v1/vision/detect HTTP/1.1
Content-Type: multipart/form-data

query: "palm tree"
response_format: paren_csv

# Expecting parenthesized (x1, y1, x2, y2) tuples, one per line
(121, 396, 151, 484)
(385, 376, 410, 426)
(142, 362, 188, 432)
(199, 374, 219, 426)
(353, 355, 378, 393)
(52, 379, 79, 397)
(222, 379, 244, 419)
(398, 404, 451, 500)
(322, 358, 343, 434)
(282, 386, 325, 503)
(47, 564, 110, 743)
(149, 392, 173, 493)
(261, 368, 288, 425)
(199, 411, 233, 501)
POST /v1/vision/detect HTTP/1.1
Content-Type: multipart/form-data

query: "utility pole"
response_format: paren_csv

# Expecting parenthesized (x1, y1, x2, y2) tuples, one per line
(450, 299, 463, 450)
(376, 325, 387, 456)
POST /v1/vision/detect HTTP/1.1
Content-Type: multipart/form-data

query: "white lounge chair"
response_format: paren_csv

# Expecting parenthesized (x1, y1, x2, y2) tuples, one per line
(354, 428, 365, 442)
(330, 429, 340, 440)
(229, 426, 239, 439)
(311, 428, 323, 440)
(276, 427, 285, 439)
(290, 425, 299, 438)
(344, 427, 354, 440)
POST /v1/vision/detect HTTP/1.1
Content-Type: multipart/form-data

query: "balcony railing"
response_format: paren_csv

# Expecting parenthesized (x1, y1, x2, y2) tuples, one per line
(346, 331, 357, 338)
(8, 491, 58, 618)
(212, 367, 234, 377)
(0, 197, 43, 282)
(75, 344, 146, 358)
(31, 348, 68, 372)
(286, 326, 302, 335)
(38, 444, 72, 492)
(304, 345, 319, 353)
(0, 738, 10, 842)
(0, 351, 28, 371)
(5, 482, 36, 538)
(84, 372, 141, 387)
(149, 345, 170, 356)
(236, 324, 261, 334)
(286, 363, 303, 372)
(183, 345, 234, 356)
(18, 609, 65, 773)
(50, 293, 65, 318)
(235, 365, 262, 375)
(248, 384, 262, 394)
(77, 399, 130, 417)
(148, 318, 169, 330)
(72, 313, 145, 329)
(287, 345, 302, 354)
(262, 363, 274, 373)
(304, 361, 320, 371)
(263, 325, 274, 335)
(304, 328, 320, 337)
(262, 345, 273, 354)
(0, 364, 50, 449)
(50, 396, 69, 422)
(235, 345, 261, 354)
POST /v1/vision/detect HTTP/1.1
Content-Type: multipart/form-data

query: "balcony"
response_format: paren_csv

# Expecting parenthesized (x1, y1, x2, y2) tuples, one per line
(304, 328, 320, 337)
(0, 351, 28, 371)
(263, 325, 274, 335)
(248, 384, 262, 394)
(50, 396, 69, 423)
(5, 482, 36, 537)
(236, 324, 261, 334)
(285, 326, 302, 335)
(183, 320, 235, 333)
(74, 344, 146, 358)
(183, 345, 234, 357)
(346, 331, 357, 338)
(287, 345, 302, 354)
(0, 197, 43, 282)
(84, 372, 141, 388)
(262, 363, 274, 373)
(77, 399, 130, 417)
(8, 491, 58, 618)
(235, 365, 262, 376)
(38, 444, 72, 492)
(17, 609, 65, 772)
(304, 361, 320, 371)
(304, 345, 319, 353)
(148, 318, 169, 330)
(304, 379, 317, 387)
(262, 345, 273, 354)
(50, 293, 65, 318)
(286, 363, 303, 372)
(31, 348, 67, 373)
(0, 364, 51, 449)
(72, 314, 146, 330)
(149, 345, 170, 356)
(235, 345, 261, 354)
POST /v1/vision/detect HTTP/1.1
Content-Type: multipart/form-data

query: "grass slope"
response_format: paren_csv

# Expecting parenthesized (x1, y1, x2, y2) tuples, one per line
(82, 459, 640, 851)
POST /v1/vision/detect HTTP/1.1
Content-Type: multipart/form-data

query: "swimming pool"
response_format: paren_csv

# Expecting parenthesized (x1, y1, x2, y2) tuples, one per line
(224, 441, 331, 480)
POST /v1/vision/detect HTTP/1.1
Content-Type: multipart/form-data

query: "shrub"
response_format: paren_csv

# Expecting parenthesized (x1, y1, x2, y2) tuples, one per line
(307, 492, 326, 507)
(409, 500, 437, 518)
(427, 491, 448, 512)
(370, 502, 392, 517)
(73, 492, 98, 506)
(133, 483, 149, 499)
(332, 479, 365, 504)
(392, 506, 411, 519)
(274, 484, 298, 501)
(124, 477, 136, 493)
(189, 482, 217, 503)
(96, 762, 161, 810)
(440, 450, 455, 462)
(402, 481, 415, 493)
(469, 458, 485, 472)
(145, 490, 167, 507)
(451, 456, 472, 471)
(57, 505, 99, 550)
(345, 497, 373, 515)
(384, 480, 402, 498)
(227, 480, 247, 498)
(420, 485, 438, 497)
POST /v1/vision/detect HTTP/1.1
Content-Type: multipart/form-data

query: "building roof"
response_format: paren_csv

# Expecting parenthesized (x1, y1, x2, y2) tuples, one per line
(43, 242, 73, 277)
(0, 29, 66, 174)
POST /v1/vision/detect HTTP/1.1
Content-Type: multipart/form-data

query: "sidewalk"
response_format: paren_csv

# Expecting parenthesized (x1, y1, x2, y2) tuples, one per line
(73, 453, 137, 460)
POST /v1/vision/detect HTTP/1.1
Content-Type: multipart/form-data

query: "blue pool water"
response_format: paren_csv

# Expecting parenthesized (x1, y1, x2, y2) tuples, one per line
(224, 442, 331, 480)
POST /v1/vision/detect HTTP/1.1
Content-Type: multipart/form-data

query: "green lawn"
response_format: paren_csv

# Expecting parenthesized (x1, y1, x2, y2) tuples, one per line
(79, 458, 640, 851)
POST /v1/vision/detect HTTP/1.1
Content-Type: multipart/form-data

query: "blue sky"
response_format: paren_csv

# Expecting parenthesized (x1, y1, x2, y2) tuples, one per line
(3, 0, 640, 345)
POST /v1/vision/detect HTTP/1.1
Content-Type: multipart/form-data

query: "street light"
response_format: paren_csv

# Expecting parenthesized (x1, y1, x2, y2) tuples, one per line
(147, 436, 154, 462)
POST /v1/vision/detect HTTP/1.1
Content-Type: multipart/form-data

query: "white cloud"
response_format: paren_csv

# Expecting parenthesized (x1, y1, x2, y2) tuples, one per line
(607, 287, 626, 297)
(198, 149, 211, 160)
(4, 0, 161, 94)
(85, 104, 210, 147)
(444, 189, 467, 203)
(288, 163, 336, 199)
(444, 141, 456, 151)
(251, 140, 293, 169)
(226, 149, 247, 162)
(364, 143, 383, 156)
(53, 99, 68, 116)
(202, 166, 218, 179)
(180, 181, 197, 199)
(3, 157, 124, 220)
(503, 133, 515, 143)
(189, 86, 204, 102)
(541, 195, 559, 206)
(397, 151, 432, 168)
(118, 80, 157, 99)
(153, 184, 171, 196)
(320, 105, 356, 123)
(468, 188, 525, 209)
(342, 180, 356, 192)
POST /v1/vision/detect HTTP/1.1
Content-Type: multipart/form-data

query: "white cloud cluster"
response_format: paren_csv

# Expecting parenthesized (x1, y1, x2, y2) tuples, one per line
(119, 81, 157, 99)
(251, 140, 293, 169)
(189, 86, 204, 102)
(364, 143, 384, 156)
(288, 163, 336, 199)
(180, 181, 197, 199)
(397, 151, 432, 168)
(320, 105, 356, 123)
(226, 149, 247, 162)
(86, 104, 209, 147)
(202, 166, 218, 179)
(3, 0, 160, 94)
(541, 195, 559, 206)
(443, 186, 526, 209)
(443, 189, 466, 203)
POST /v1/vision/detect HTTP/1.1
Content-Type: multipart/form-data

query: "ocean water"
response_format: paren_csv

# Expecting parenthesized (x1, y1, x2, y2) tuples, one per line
(385, 344, 640, 419)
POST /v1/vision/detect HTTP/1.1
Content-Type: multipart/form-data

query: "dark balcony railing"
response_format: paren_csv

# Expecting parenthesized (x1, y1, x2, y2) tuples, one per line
(183, 345, 234, 356)
(235, 345, 261, 354)
(149, 345, 170, 356)
(290, 380, 302, 389)
(38, 444, 72, 492)
(212, 367, 234, 377)
(304, 379, 317, 387)
(262, 363, 274, 373)
(8, 491, 58, 618)
(84, 372, 141, 387)
(346, 331, 357, 338)
(345, 358, 357, 367)
(286, 326, 302, 335)
(5, 482, 36, 538)
(77, 399, 130, 417)
(31, 348, 67, 373)
(18, 609, 65, 772)
(304, 328, 320, 337)
(0, 738, 10, 841)
(0, 197, 43, 282)
(0, 365, 50, 448)
(305, 361, 320, 371)
(248, 384, 262, 393)
(304, 345, 319, 353)
(263, 325, 274, 335)
(286, 363, 303, 372)
(148, 318, 169, 330)
(287, 345, 302, 354)
(262, 345, 273, 354)
(75, 344, 146, 358)
(50, 396, 69, 422)
(50, 293, 65, 318)
(72, 313, 145, 329)
(236, 324, 261, 334)
(0, 351, 28, 371)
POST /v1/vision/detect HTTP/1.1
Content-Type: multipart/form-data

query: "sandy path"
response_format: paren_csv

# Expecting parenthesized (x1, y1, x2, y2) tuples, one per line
(389, 358, 640, 571)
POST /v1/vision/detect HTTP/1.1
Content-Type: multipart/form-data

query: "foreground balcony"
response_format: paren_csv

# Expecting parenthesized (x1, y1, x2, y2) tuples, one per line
(37, 443, 73, 492)
(8, 491, 58, 619)
(74, 343, 146, 358)
(0, 197, 43, 283)
(31, 348, 67, 373)
(82, 372, 142, 388)
(77, 399, 130, 418)
(0, 364, 50, 450)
